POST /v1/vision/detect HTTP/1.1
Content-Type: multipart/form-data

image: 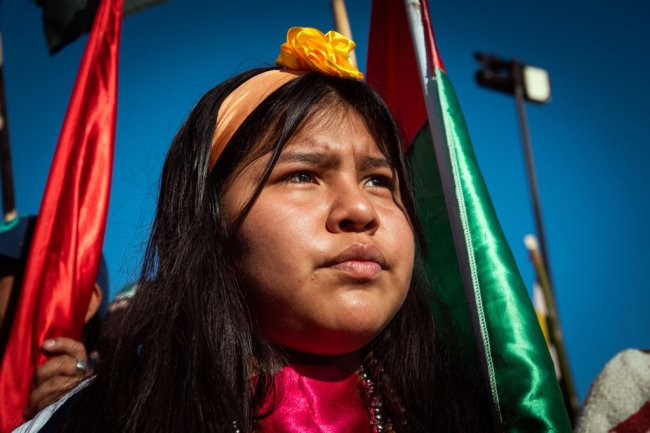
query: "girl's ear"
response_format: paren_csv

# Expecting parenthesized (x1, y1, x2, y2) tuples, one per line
(84, 283, 103, 323)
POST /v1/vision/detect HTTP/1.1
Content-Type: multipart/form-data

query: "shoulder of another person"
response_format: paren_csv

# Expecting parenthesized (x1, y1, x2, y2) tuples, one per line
(13, 378, 94, 433)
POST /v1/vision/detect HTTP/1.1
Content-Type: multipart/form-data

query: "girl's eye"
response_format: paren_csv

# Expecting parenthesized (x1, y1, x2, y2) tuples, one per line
(285, 172, 315, 184)
(365, 175, 394, 189)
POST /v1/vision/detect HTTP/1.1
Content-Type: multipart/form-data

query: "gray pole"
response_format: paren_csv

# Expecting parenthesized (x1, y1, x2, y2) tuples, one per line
(512, 60, 553, 287)
(0, 31, 17, 222)
(512, 60, 578, 422)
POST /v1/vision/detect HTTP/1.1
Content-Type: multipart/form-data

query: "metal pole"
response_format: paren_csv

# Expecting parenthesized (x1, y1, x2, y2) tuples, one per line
(512, 60, 552, 284)
(0, 31, 17, 222)
(512, 60, 578, 422)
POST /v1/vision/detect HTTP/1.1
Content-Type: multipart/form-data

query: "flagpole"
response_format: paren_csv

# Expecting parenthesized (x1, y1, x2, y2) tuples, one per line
(329, 0, 357, 67)
(0, 32, 17, 222)
(525, 235, 579, 421)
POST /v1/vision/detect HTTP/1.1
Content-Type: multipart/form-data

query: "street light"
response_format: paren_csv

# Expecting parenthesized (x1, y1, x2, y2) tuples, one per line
(476, 53, 553, 273)
(475, 52, 551, 104)
(475, 52, 579, 423)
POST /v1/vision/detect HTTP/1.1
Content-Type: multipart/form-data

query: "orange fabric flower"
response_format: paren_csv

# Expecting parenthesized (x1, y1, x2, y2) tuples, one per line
(276, 27, 363, 81)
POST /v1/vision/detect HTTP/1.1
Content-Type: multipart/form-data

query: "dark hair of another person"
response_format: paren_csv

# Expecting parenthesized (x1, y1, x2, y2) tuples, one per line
(60, 68, 495, 433)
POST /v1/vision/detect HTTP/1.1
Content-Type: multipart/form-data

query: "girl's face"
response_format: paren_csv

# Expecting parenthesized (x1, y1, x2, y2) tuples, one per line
(223, 106, 415, 356)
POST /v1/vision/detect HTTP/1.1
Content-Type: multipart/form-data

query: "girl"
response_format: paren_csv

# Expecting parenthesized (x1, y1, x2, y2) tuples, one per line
(19, 27, 492, 433)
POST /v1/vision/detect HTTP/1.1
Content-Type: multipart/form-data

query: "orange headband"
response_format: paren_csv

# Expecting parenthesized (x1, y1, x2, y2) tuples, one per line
(208, 27, 363, 170)
(209, 70, 299, 169)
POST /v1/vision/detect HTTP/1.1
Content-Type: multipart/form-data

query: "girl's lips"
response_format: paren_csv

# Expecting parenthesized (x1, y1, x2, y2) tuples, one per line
(330, 260, 383, 280)
(325, 243, 387, 280)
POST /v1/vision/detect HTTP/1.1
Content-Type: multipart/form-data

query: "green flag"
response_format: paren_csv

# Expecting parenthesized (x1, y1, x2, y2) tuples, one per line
(366, 1, 571, 431)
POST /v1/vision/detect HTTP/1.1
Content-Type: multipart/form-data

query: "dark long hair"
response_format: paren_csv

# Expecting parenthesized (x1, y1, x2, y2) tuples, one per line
(61, 69, 493, 433)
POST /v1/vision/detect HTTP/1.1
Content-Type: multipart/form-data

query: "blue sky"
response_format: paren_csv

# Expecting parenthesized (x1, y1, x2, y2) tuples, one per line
(1, 0, 648, 401)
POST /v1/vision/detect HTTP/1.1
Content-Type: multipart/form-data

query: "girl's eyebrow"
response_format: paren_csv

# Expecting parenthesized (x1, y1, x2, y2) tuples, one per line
(359, 156, 391, 171)
(277, 152, 391, 171)
(276, 151, 338, 168)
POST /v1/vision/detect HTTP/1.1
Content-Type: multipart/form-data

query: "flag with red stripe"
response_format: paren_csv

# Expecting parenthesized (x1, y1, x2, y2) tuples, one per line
(367, 0, 571, 431)
(0, 0, 122, 429)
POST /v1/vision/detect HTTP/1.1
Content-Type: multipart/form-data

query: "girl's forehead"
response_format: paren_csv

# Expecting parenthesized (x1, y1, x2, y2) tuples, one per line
(281, 109, 385, 158)
(306, 101, 358, 128)
(236, 99, 397, 176)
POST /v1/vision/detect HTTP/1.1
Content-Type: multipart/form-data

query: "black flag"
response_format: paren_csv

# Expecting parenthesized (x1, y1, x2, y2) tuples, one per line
(34, 0, 166, 54)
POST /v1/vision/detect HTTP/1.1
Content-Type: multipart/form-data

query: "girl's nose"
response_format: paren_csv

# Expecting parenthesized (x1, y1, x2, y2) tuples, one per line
(326, 182, 379, 234)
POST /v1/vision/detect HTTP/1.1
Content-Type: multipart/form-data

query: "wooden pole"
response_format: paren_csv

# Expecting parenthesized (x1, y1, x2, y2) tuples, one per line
(330, 0, 357, 68)
(525, 234, 579, 423)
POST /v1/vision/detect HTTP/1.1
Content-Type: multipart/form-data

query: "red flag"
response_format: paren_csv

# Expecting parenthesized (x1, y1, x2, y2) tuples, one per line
(0, 0, 122, 429)
(365, 0, 443, 148)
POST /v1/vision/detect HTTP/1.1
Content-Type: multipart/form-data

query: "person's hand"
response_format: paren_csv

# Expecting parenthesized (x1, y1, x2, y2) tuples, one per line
(23, 337, 94, 419)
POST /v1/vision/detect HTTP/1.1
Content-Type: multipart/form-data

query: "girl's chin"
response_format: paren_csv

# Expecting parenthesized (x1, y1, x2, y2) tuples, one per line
(268, 327, 384, 359)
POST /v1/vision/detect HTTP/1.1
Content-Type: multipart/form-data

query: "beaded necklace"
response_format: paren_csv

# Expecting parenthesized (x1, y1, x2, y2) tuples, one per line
(359, 365, 389, 433)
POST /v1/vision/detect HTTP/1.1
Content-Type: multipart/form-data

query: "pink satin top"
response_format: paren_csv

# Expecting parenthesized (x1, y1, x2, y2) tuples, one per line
(257, 363, 371, 433)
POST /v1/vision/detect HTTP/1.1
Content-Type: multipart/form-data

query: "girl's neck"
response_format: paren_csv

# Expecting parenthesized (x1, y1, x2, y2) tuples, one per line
(283, 348, 362, 373)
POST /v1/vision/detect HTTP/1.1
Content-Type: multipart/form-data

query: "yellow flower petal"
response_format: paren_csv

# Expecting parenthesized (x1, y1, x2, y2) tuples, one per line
(275, 26, 363, 80)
